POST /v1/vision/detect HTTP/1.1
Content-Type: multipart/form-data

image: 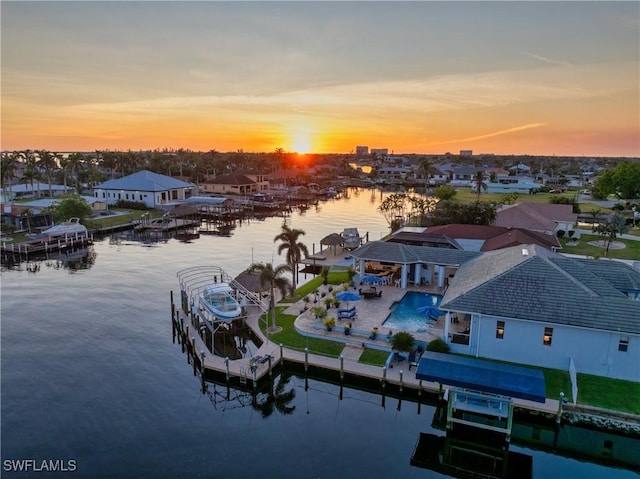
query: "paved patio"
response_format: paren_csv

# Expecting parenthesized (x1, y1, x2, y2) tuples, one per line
(285, 282, 465, 350)
(287, 243, 471, 351)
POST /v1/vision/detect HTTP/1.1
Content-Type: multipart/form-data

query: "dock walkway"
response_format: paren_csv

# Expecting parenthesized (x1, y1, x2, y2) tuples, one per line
(172, 300, 560, 417)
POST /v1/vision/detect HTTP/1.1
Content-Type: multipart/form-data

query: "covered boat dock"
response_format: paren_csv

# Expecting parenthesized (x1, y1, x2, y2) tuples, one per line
(415, 351, 547, 404)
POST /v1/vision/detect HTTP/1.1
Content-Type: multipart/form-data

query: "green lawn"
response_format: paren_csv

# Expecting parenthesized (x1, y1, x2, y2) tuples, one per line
(543, 369, 572, 402)
(577, 374, 640, 415)
(560, 234, 640, 260)
(258, 307, 345, 358)
(293, 270, 351, 299)
(455, 189, 576, 205)
(84, 209, 162, 230)
(358, 348, 390, 366)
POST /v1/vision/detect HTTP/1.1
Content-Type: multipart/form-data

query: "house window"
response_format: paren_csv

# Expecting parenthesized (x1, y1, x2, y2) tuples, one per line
(619, 336, 629, 352)
(543, 327, 553, 346)
(496, 321, 505, 340)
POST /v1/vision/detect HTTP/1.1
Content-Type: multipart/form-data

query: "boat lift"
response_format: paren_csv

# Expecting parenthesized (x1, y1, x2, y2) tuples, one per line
(177, 266, 270, 357)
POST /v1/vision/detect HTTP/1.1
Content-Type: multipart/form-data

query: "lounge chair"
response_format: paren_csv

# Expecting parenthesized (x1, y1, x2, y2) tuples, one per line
(338, 310, 357, 320)
(337, 306, 356, 315)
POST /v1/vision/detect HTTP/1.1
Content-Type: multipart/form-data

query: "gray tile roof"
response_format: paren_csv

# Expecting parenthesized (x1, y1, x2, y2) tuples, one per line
(350, 241, 481, 266)
(441, 244, 640, 335)
(95, 170, 195, 192)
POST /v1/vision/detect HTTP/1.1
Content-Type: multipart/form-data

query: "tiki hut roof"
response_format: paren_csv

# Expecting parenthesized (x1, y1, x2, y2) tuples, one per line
(233, 269, 269, 293)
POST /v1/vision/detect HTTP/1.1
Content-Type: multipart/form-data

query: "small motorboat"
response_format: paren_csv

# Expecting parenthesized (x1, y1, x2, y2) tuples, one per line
(38, 218, 88, 240)
(199, 283, 242, 321)
(341, 228, 361, 250)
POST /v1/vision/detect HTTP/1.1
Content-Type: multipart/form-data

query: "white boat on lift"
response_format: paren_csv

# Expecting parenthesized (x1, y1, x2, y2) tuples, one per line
(199, 283, 242, 321)
(38, 218, 88, 240)
(341, 227, 362, 250)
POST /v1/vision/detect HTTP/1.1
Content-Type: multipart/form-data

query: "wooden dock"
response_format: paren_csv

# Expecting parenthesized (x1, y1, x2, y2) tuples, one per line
(169, 290, 560, 418)
(1, 233, 93, 263)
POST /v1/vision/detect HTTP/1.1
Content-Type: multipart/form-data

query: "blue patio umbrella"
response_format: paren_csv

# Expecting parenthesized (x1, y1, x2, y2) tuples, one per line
(362, 275, 382, 285)
(336, 291, 362, 307)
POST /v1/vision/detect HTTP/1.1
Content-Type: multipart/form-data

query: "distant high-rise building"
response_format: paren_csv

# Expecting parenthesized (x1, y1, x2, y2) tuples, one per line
(460, 150, 473, 157)
(355, 146, 369, 156)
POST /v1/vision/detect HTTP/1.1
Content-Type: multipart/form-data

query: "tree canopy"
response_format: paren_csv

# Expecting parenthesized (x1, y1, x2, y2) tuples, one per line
(427, 200, 497, 226)
(593, 162, 640, 199)
(47, 194, 92, 223)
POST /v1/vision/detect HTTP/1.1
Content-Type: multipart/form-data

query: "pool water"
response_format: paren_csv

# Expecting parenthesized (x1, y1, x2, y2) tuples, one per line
(383, 291, 443, 333)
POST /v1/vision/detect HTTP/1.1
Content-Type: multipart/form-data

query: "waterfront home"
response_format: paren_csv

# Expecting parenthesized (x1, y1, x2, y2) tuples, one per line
(2, 182, 73, 201)
(439, 244, 640, 382)
(93, 170, 196, 208)
(348, 241, 481, 289)
(494, 203, 578, 237)
(450, 166, 484, 186)
(484, 175, 541, 194)
(200, 172, 269, 195)
(388, 224, 560, 252)
(346, 241, 639, 381)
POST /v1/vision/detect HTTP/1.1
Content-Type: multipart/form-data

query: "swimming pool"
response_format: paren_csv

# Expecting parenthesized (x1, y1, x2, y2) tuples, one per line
(383, 291, 444, 333)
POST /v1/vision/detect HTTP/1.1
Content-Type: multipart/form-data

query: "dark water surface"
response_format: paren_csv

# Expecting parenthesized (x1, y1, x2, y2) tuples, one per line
(2, 190, 638, 478)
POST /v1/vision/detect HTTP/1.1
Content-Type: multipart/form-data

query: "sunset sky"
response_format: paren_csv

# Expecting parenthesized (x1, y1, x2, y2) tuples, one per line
(2, 1, 639, 157)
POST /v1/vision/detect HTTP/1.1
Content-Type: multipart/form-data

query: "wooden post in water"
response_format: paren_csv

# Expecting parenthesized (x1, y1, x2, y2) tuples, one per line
(279, 343, 283, 362)
(200, 351, 206, 390)
(340, 354, 344, 380)
(399, 370, 404, 393)
(381, 366, 387, 389)
(268, 354, 272, 378)
(556, 392, 565, 424)
(304, 347, 309, 373)
(225, 357, 230, 382)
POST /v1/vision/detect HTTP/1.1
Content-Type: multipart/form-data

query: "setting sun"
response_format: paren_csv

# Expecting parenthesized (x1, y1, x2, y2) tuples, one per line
(288, 128, 314, 154)
(289, 136, 310, 154)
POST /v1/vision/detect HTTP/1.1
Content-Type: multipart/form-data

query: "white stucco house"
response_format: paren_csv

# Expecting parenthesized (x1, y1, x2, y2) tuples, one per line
(93, 170, 197, 208)
(439, 245, 640, 382)
(348, 241, 640, 382)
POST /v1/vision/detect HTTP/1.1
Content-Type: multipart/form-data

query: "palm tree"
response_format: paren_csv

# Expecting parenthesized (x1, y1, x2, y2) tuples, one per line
(36, 150, 59, 198)
(20, 150, 40, 197)
(419, 157, 433, 194)
(473, 170, 487, 201)
(1, 151, 18, 202)
(63, 152, 87, 193)
(274, 224, 309, 291)
(248, 262, 292, 333)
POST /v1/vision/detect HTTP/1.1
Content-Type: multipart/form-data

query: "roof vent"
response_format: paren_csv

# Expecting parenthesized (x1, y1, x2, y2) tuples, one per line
(522, 248, 529, 256)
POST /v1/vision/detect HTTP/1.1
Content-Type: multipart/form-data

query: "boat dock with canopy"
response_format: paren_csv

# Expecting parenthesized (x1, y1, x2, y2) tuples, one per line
(411, 351, 546, 478)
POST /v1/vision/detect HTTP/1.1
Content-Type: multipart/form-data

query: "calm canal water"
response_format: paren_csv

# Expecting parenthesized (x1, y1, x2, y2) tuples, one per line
(1, 188, 638, 478)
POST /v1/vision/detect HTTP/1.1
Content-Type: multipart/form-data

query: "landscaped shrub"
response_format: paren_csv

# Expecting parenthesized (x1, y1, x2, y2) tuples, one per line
(391, 331, 415, 353)
(115, 200, 148, 210)
(556, 230, 566, 239)
(426, 338, 450, 353)
(323, 317, 336, 331)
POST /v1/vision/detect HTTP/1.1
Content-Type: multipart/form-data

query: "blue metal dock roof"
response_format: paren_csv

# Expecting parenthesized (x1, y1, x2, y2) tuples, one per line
(415, 352, 546, 403)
